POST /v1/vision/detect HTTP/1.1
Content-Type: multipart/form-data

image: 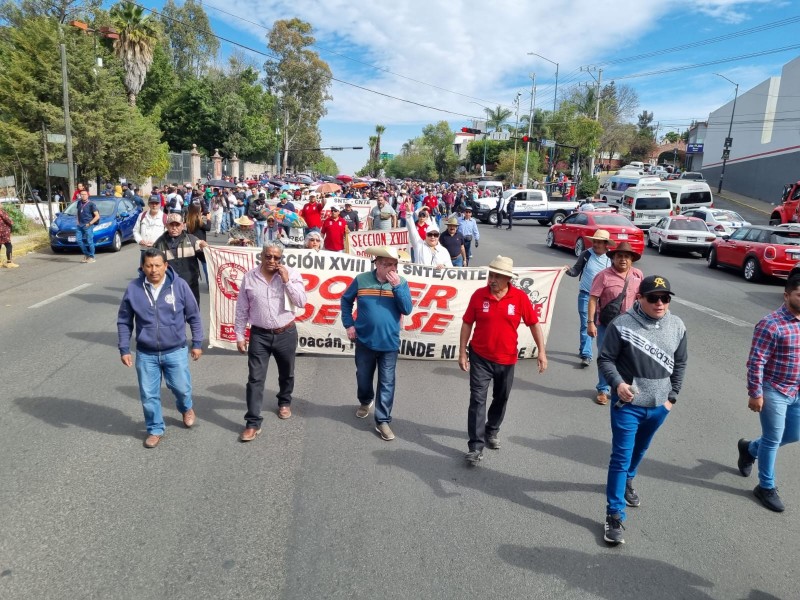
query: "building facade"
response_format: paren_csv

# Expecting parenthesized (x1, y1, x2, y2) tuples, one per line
(701, 55, 800, 202)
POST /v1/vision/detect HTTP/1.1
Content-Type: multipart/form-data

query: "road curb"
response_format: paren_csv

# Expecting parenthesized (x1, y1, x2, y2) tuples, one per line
(716, 193, 771, 216)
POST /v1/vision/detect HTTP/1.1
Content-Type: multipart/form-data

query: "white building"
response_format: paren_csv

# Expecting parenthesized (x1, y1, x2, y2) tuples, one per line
(700, 55, 800, 202)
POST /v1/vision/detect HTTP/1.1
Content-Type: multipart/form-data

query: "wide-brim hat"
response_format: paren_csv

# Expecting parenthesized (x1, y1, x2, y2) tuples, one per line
(487, 255, 516, 278)
(587, 229, 615, 244)
(234, 215, 254, 226)
(607, 241, 641, 261)
(365, 246, 410, 262)
(445, 216, 459, 226)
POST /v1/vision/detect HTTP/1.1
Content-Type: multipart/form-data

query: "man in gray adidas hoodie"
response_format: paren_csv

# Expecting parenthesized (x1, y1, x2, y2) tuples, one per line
(597, 275, 688, 545)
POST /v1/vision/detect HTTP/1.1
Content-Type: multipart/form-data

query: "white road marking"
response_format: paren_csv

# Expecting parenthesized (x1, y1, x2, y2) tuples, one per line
(28, 283, 92, 309)
(671, 297, 753, 328)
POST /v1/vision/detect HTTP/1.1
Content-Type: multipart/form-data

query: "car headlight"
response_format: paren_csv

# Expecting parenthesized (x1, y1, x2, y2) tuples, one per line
(94, 221, 113, 232)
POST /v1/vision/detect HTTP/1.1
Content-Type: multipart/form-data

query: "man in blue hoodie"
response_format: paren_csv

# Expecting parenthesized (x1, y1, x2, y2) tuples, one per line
(117, 247, 204, 448)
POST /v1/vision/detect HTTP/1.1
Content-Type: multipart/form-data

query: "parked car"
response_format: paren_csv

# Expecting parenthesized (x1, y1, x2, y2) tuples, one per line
(546, 211, 645, 257)
(679, 172, 705, 181)
(647, 215, 716, 256)
(707, 225, 800, 282)
(50, 196, 141, 253)
(682, 207, 750, 236)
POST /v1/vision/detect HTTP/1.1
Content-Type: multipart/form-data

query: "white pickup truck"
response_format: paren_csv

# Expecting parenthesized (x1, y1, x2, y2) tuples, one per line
(482, 188, 579, 226)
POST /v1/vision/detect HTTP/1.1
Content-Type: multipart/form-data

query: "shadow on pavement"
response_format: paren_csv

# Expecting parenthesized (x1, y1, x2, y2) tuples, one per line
(72, 292, 125, 306)
(509, 434, 745, 496)
(14, 396, 142, 438)
(497, 545, 715, 599)
(66, 330, 118, 348)
(374, 448, 605, 539)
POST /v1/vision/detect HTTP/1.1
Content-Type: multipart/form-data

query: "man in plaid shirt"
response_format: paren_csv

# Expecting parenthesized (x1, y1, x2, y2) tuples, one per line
(737, 276, 800, 512)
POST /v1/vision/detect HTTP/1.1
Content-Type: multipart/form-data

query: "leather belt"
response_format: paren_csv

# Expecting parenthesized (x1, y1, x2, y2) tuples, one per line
(253, 321, 295, 335)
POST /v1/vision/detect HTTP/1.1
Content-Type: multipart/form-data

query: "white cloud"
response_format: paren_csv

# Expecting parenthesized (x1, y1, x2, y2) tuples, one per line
(689, 0, 773, 24)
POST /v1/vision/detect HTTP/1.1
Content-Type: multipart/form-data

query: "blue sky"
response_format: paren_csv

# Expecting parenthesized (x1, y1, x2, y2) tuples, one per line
(150, 0, 797, 174)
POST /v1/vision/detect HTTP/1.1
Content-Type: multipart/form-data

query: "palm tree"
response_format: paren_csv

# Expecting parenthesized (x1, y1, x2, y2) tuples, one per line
(374, 124, 386, 164)
(367, 135, 378, 176)
(401, 138, 414, 155)
(110, 1, 160, 106)
(484, 105, 513, 132)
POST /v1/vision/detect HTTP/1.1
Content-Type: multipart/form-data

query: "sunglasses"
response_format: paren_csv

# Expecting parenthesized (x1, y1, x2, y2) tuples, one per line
(644, 294, 671, 304)
(427, 231, 439, 237)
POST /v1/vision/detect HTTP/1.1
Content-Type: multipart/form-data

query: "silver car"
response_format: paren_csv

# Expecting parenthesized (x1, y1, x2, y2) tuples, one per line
(647, 215, 717, 256)
(682, 207, 751, 236)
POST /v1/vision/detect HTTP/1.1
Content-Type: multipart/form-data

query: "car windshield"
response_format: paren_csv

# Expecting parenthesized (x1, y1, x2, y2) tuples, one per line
(711, 210, 744, 222)
(771, 232, 800, 246)
(669, 219, 708, 231)
(682, 173, 704, 180)
(63, 199, 117, 217)
(679, 191, 712, 205)
(593, 215, 632, 226)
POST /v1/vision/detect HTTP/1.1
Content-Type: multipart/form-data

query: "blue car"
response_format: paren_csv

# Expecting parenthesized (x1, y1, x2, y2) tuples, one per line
(50, 196, 142, 253)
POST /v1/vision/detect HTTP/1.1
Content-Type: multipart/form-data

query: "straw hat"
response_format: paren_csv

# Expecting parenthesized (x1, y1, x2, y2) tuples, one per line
(445, 216, 459, 226)
(365, 246, 411, 262)
(587, 229, 615, 244)
(487, 255, 515, 278)
(234, 215, 254, 227)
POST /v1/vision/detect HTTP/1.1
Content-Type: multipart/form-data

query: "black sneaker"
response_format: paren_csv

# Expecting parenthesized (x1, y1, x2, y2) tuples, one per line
(603, 514, 625, 545)
(625, 479, 641, 507)
(581, 357, 592, 367)
(486, 435, 501, 450)
(754, 485, 785, 512)
(465, 450, 483, 466)
(737, 438, 755, 477)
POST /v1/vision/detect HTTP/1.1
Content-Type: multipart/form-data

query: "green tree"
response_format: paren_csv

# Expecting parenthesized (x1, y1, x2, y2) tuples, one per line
(373, 124, 386, 172)
(264, 19, 332, 170)
(0, 0, 101, 24)
(160, 0, 218, 77)
(385, 151, 436, 180)
(637, 110, 655, 137)
(0, 16, 167, 184)
(136, 41, 178, 117)
(663, 131, 680, 143)
(312, 155, 338, 176)
(421, 121, 458, 180)
(109, 1, 160, 106)
(484, 105, 513, 132)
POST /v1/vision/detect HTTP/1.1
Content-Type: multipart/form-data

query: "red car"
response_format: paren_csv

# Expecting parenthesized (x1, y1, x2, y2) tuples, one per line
(546, 211, 646, 257)
(707, 225, 800, 282)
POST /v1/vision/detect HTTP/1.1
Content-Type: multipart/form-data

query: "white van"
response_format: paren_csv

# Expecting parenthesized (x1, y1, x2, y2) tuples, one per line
(619, 187, 673, 229)
(629, 161, 644, 170)
(477, 180, 504, 195)
(660, 180, 713, 214)
(599, 175, 662, 206)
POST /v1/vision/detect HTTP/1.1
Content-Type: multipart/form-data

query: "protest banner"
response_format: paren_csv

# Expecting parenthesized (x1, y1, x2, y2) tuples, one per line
(347, 227, 409, 258)
(206, 246, 564, 360)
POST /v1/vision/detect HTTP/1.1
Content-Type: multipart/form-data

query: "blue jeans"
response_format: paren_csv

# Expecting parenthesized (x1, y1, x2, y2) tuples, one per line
(607, 398, 671, 518)
(76, 225, 95, 258)
(595, 323, 610, 394)
(255, 222, 264, 248)
(578, 291, 592, 360)
(451, 256, 464, 267)
(221, 211, 231, 233)
(464, 239, 473, 262)
(135, 347, 193, 436)
(748, 383, 800, 489)
(355, 341, 398, 424)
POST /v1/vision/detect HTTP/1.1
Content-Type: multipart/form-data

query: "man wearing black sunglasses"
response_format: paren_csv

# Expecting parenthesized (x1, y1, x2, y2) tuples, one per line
(597, 275, 688, 546)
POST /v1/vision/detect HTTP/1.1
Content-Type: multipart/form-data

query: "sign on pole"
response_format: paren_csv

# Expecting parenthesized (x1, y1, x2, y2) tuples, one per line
(489, 132, 510, 141)
(686, 143, 704, 154)
(46, 133, 67, 144)
(540, 139, 556, 148)
(48, 162, 76, 179)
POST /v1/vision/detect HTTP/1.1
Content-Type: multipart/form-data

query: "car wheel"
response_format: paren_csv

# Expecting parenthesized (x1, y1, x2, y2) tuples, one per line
(545, 231, 555, 248)
(769, 214, 782, 226)
(574, 237, 585, 257)
(111, 231, 122, 252)
(743, 257, 762, 282)
(646, 233, 653, 248)
(50, 245, 63, 254)
(657, 239, 667, 255)
(487, 211, 498, 226)
(551, 212, 567, 225)
(707, 248, 718, 268)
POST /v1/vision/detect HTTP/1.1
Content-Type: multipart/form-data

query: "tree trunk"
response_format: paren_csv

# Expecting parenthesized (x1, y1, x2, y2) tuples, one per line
(128, 91, 137, 107)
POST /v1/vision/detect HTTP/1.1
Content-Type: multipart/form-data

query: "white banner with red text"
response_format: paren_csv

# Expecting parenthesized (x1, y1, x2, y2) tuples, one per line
(206, 246, 564, 360)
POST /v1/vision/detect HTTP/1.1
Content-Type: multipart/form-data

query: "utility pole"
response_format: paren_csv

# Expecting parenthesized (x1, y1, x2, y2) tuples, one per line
(511, 92, 522, 184)
(522, 73, 536, 189)
(580, 66, 603, 176)
(42, 123, 52, 207)
(59, 27, 76, 200)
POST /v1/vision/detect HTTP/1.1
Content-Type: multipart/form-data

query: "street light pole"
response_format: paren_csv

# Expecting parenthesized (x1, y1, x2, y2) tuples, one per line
(58, 27, 76, 200)
(714, 73, 739, 194)
(522, 73, 536, 189)
(511, 92, 522, 184)
(527, 52, 559, 179)
(469, 101, 491, 176)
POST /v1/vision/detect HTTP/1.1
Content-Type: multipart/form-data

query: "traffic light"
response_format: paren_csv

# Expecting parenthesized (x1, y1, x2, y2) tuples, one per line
(461, 127, 482, 134)
(521, 135, 531, 143)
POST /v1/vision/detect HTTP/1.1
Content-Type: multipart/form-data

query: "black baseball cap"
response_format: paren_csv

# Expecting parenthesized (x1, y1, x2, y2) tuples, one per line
(639, 275, 674, 296)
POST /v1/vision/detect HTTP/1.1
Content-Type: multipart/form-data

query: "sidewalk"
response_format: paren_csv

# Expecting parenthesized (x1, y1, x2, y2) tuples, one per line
(12, 229, 49, 256)
(716, 189, 774, 216)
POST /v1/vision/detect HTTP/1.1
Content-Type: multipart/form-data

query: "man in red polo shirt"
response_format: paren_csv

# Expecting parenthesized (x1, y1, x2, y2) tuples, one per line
(300, 194, 323, 233)
(458, 255, 548, 466)
(321, 205, 347, 252)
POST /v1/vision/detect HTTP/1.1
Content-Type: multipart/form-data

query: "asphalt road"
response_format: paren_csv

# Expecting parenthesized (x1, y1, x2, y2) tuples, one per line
(1, 210, 796, 600)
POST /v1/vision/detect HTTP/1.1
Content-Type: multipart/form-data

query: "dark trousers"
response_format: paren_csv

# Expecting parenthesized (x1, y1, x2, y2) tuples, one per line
(506, 210, 514, 229)
(467, 347, 515, 451)
(245, 325, 297, 428)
